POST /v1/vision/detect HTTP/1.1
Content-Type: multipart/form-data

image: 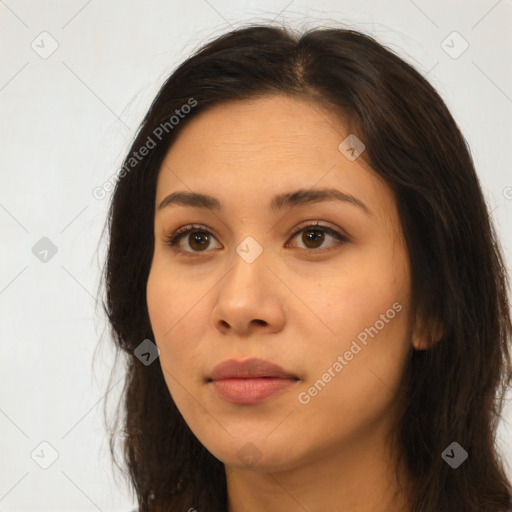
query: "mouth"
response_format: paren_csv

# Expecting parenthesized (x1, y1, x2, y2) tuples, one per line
(207, 358, 300, 404)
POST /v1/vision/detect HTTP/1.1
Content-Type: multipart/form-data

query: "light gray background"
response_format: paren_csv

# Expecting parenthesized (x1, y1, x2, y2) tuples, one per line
(1, 1, 511, 510)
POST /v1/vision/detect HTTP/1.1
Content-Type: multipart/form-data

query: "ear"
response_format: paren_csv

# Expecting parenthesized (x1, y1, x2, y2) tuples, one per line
(412, 310, 444, 351)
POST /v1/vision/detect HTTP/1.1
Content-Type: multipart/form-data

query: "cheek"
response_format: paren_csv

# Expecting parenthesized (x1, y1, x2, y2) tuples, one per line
(146, 267, 209, 423)
(146, 265, 202, 374)
(304, 239, 409, 341)
(297, 241, 412, 408)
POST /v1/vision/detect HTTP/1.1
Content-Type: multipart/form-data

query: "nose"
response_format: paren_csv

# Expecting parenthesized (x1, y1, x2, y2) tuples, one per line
(211, 246, 286, 338)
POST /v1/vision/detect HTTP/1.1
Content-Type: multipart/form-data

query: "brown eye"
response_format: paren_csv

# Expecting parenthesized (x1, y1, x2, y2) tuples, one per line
(166, 221, 348, 255)
(287, 222, 348, 252)
(166, 225, 222, 253)
(301, 229, 325, 249)
(187, 231, 211, 251)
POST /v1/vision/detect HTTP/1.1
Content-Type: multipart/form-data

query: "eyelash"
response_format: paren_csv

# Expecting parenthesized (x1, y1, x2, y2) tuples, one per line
(164, 221, 349, 256)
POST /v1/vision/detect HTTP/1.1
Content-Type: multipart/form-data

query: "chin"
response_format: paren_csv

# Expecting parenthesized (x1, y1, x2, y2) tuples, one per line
(199, 433, 304, 473)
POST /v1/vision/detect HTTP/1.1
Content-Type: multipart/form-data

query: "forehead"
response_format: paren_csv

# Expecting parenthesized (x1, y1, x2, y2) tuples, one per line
(167, 95, 345, 156)
(155, 94, 393, 221)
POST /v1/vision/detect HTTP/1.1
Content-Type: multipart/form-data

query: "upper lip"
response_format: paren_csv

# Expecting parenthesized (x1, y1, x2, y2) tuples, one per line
(208, 358, 299, 381)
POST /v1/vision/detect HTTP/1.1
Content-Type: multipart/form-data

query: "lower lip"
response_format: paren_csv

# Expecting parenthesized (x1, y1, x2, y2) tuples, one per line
(210, 378, 298, 404)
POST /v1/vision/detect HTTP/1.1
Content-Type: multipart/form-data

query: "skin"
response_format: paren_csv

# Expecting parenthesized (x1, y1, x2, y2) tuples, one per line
(146, 94, 430, 512)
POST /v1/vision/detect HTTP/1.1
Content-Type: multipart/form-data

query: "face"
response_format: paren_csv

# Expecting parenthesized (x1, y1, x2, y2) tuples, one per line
(146, 94, 417, 472)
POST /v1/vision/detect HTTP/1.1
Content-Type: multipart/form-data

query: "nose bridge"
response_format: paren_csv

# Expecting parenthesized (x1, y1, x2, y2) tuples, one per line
(223, 233, 268, 297)
(212, 234, 285, 334)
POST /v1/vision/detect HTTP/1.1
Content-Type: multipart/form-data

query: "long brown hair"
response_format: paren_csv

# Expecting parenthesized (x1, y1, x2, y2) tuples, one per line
(99, 23, 512, 511)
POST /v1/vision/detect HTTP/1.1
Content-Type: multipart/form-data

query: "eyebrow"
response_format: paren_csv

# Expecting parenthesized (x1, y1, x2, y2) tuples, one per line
(157, 188, 372, 216)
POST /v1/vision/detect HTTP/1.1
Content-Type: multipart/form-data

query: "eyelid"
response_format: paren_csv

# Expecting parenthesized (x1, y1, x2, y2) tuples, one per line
(164, 221, 349, 255)
(287, 220, 350, 244)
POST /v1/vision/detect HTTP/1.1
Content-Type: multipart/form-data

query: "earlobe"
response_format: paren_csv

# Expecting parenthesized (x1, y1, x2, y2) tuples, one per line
(412, 313, 444, 351)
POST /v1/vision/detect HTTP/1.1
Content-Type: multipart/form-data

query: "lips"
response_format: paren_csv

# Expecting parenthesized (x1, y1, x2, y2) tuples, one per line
(208, 357, 299, 381)
(207, 358, 300, 405)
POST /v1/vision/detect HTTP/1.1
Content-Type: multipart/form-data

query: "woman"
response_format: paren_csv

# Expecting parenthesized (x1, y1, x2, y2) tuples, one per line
(101, 23, 512, 512)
